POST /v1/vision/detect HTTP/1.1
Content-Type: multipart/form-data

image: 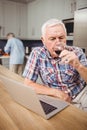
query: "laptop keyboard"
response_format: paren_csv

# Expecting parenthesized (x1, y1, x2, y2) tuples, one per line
(40, 100, 57, 114)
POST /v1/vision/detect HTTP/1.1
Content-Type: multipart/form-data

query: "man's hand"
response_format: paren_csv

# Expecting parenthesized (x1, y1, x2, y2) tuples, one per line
(59, 49, 81, 69)
(53, 89, 71, 102)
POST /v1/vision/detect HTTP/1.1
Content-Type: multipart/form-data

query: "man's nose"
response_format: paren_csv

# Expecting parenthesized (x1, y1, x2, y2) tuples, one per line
(55, 38, 61, 44)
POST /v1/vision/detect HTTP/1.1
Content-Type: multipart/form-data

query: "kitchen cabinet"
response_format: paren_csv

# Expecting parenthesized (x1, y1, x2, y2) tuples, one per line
(64, 0, 87, 19)
(2, 1, 17, 37)
(64, 0, 76, 19)
(76, 0, 87, 10)
(0, 2, 4, 37)
(16, 3, 28, 38)
(27, 0, 76, 39)
(0, 0, 28, 39)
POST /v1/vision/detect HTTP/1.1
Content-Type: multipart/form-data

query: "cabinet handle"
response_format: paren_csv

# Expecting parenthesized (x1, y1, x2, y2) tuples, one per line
(19, 28, 21, 36)
(0, 26, 2, 37)
(71, 1, 76, 13)
(3, 27, 5, 36)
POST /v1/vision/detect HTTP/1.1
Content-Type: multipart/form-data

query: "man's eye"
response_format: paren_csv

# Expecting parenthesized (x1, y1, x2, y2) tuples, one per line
(50, 38, 56, 41)
(59, 37, 64, 39)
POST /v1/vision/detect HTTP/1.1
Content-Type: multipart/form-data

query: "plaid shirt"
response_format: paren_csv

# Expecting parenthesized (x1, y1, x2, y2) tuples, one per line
(23, 46, 87, 99)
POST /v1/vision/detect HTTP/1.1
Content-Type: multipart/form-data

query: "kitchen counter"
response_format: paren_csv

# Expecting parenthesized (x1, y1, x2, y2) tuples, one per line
(0, 55, 10, 68)
(0, 55, 10, 59)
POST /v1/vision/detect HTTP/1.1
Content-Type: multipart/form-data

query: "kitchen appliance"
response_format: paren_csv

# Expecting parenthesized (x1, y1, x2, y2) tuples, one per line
(73, 8, 87, 55)
(63, 18, 74, 36)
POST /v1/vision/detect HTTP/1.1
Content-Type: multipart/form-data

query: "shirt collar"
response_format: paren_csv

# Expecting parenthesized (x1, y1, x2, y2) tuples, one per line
(43, 45, 61, 63)
(43, 45, 52, 59)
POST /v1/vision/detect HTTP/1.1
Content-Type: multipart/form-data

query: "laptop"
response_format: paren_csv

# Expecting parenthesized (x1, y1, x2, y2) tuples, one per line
(0, 75, 69, 119)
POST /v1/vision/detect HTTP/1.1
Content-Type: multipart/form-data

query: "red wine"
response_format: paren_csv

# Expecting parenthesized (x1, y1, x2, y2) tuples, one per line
(55, 50, 62, 55)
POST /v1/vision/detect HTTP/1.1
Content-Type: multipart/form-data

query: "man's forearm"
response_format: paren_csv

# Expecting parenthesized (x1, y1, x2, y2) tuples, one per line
(76, 64, 87, 83)
(24, 78, 71, 102)
(24, 78, 56, 96)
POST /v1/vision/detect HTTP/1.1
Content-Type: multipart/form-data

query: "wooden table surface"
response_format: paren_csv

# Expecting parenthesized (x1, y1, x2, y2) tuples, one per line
(0, 65, 87, 130)
(0, 65, 24, 83)
(0, 82, 87, 130)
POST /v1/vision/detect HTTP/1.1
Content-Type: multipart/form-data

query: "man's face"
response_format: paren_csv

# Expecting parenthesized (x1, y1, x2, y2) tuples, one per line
(41, 24, 67, 58)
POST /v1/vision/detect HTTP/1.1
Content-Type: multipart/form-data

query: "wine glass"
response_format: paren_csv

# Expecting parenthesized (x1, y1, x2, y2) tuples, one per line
(55, 43, 65, 56)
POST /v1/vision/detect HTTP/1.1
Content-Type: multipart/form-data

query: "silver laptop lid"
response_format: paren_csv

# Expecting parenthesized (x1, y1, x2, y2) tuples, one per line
(0, 75, 69, 119)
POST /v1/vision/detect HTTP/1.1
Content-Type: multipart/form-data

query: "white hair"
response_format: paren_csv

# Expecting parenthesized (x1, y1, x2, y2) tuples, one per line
(41, 18, 66, 37)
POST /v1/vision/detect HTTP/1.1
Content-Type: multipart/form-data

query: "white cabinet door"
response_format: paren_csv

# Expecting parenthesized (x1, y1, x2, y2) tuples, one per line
(2, 1, 17, 37)
(0, 1, 28, 38)
(0, 2, 3, 37)
(16, 3, 28, 39)
(64, 0, 76, 19)
(76, 0, 87, 10)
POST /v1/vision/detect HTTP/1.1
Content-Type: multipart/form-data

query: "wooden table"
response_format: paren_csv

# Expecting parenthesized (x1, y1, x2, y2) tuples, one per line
(0, 65, 87, 130)
(0, 82, 87, 130)
(0, 65, 24, 83)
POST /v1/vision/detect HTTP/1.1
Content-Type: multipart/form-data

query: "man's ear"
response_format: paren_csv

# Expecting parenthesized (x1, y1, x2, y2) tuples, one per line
(41, 36, 45, 45)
